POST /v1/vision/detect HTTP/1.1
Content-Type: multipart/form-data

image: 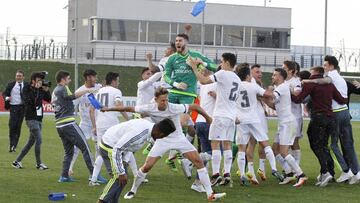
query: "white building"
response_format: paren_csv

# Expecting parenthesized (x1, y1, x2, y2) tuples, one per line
(67, 0, 292, 67)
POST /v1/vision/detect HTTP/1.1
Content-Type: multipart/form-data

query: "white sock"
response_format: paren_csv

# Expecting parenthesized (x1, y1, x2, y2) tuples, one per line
(69, 146, 80, 172)
(264, 146, 277, 171)
(211, 150, 221, 175)
(237, 152, 246, 177)
(259, 159, 266, 172)
(275, 154, 292, 174)
(285, 154, 303, 176)
(197, 167, 214, 196)
(223, 150, 233, 175)
(128, 153, 138, 177)
(168, 150, 178, 160)
(186, 134, 194, 143)
(91, 155, 104, 182)
(130, 169, 147, 194)
(247, 162, 255, 176)
(292, 150, 301, 166)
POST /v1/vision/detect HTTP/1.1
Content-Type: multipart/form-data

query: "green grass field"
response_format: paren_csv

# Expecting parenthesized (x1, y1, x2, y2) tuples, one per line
(1, 115, 360, 203)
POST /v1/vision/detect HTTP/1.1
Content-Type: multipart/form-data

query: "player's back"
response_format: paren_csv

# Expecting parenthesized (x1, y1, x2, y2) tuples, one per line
(96, 86, 122, 129)
(212, 70, 241, 121)
(75, 84, 102, 126)
(286, 77, 302, 118)
(237, 81, 264, 124)
(274, 82, 294, 123)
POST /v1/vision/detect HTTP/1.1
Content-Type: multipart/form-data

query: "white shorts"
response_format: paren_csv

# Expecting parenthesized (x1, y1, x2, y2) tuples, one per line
(148, 135, 196, 157)
(274, 120, 297, 146)
(209, 117, 236, 141)
(258, 110, 269, 134)
(236, 123, 268, 145)
(294, 117, 303, 138)
(79, 123, 94, 140)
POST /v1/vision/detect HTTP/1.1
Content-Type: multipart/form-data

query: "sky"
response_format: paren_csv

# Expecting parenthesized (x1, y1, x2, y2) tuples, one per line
(0, 0, 359, 49)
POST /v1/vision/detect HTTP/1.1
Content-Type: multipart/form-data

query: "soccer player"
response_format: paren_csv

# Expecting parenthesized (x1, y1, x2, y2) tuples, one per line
(267, 68, 307, 187)
(51, 70, 95, 182)
(302, 56, 360, 184)
(89, 72, 130, 186)
(136, 68, 162, 106)
(235, 65, 284, 185)
(146, 42, 176, 74)
(283, 61, 303, 166)
(97, 118, 176, 203)
(102, 87, 226, 202)
(69, 69, 104, 179)
(189, 53, 240, 186)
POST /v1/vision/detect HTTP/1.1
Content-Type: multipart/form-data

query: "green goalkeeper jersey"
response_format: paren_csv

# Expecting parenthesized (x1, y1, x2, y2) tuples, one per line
(164, 50, 217, 97)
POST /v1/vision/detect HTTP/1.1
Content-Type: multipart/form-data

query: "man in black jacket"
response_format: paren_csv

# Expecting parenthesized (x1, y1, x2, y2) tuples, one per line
(12, 72, 51, 169)
(2, 70, 28, 152)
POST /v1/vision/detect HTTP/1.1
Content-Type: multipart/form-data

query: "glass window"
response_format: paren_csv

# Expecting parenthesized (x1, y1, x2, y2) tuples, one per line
(148, 21, 170, 43)
(204, 24, 214, 45)
(223, 25, 244, 47)
(252, 28, 290, 49)
(170, 23, 178, 42)
(244, 27, 251, 47)
(98, 19, 138, 41)
(179, 23, 201, 44)
(215, 25, 222, 46)
(90, 19, 98, 40)
(139, 21, 146, 42)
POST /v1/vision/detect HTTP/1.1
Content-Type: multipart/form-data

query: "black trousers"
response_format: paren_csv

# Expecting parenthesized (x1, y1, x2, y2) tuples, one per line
(307, 113, 336, 176)
(9, 105, 25, 149)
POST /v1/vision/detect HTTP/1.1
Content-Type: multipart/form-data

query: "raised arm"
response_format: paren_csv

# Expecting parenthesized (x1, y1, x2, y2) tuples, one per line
(101, 106, 135, 113)
(188, 104, 212, 124)
(138, 72, 162, 90)
(188, 57, 213, 85)
(302, 77, 332, 85)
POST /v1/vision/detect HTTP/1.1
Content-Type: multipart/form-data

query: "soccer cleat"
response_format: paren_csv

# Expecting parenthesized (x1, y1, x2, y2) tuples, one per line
(36, 163, 49, 170)
(257, 169, 267, 181)
(180, 158, 193, 179)
(319, 172, 333, 187)
(207, 192, 226, 202)
(191, 182, 206, 193)
(279, 172, 296, 185)
(97, 174, 108, 184)
(349, 172, 360, 185)
(240, 175, 249, 186)
(211, 174, 223, 186)
(165, 159, 178, 172)
(124, 191, 135, 199)
(246, 172, 259, 185)
(293, 174, 308, 187)
(336, 171, 354, 183)
(271, 170, 284, 182)
(89, 181, 100, 186)
(58, 176, 75, 183)
(315, 174, 322, 186)
(142, 143, 153, 155)
(12, 161, 23, 169)
(220, 173, 232, 186)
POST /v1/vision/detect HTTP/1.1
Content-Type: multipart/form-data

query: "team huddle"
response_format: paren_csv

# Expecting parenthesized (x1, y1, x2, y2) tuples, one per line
(8, 32, 360, 203)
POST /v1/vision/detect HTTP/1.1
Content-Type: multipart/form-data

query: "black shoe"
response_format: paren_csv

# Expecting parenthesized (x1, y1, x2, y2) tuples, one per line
(219, 173, 231, 186)
(211, 173, 223, 186)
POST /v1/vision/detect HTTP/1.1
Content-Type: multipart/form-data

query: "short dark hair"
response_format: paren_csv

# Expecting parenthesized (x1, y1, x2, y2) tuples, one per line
(274, 68, 287, 80)
(324, 55, 339, 68)
(237, 66, 251, 81)
(56, 70, 70, 83)
(141, 67, 150, 75)
(298, 70, 311, 81)
(311, 66, 325, 75)
(222, 52, 237, 67)
(283, 60, 296, 75)
(83, 69, 97, 79)
(105, 72, 119, 85)
(176, 33, 189, 41)
(251, 64, 261, 69)
(30, 72, 44, 82)
(294, 62, 301, 76)
(235, 63, 249, 75)
(170, 42, 176, 52)
(154, 87, 169, 98)
(156, 118, 176, 136)
(16, 70, 24, 76)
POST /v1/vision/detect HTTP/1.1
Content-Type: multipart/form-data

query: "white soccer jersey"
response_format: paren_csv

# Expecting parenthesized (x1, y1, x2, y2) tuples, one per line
(73, 83, 102, 127)
(158, 57, 169, 72)
(136, 72, 162, 106)
(134, 103, 188, 138)
(326, 70, 348, 110)
(286, 77, 303, 118)
(273, 82, 294, 123)
(196, 82, 216, 123)
(102, 119, 155, 175)
(210, 70, 241, 120)
(237, 81, 265, 124)
(95, 86, 123, 129)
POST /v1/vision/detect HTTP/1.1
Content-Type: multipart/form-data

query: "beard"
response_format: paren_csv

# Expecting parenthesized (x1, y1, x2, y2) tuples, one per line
(176, 45, 185, 53)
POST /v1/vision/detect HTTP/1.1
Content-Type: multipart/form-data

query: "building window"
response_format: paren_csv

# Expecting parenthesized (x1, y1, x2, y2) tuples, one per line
(90, 19, 98, 40)
(139, 21, 146, 42)
(98, 19, 139, 41)
(244, 27, 251, 47)
(170, 23, 178, 42)
(204, 24, 214, 45)
(215, 25, 222, 46)
(252, 28, 290, 49)
(179, 23, 201, 44)
(148, 21, 170, 43)
(223, 25, 244, 47)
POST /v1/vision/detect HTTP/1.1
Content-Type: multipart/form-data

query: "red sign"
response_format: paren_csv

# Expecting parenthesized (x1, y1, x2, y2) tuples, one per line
(0, 93, 54, 112)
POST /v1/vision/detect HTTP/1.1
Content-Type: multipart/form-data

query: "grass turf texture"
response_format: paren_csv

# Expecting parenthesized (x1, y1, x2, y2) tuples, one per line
(1, 115, 360, 203)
